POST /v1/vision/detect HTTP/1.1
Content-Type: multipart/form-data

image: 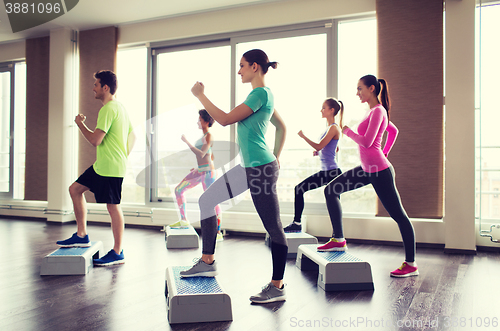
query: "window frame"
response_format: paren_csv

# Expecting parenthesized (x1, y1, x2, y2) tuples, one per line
(146, 17, 378, 216)
(0, 62, 16, 199)
(475, 1, 500, 223)
(149, 40, 232, 204)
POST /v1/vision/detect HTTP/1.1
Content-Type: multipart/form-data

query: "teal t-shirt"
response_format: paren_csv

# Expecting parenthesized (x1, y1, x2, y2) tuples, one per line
(238, 87, 276, 168)
(93, 100, 133, 177)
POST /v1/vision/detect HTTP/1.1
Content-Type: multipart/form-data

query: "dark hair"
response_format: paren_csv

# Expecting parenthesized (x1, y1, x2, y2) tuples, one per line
(94, 70, 118, 95)
(198, 109, 215, 127)
(324, 98, 344, 129)
(360, 74, 391, 119)
(242, 49, 278, 74)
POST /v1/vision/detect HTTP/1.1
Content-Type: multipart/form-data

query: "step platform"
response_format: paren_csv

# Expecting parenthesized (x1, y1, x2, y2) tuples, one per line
(265, 232, 318, 258)
(40, 241, 103, 276)
(165, 266, 232, 324)
(296, 244, 374, 291)
(165, 225, 199, 249)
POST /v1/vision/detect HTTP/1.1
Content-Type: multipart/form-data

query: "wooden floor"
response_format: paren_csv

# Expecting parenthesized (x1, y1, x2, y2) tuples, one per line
(1, 218, 500, 331)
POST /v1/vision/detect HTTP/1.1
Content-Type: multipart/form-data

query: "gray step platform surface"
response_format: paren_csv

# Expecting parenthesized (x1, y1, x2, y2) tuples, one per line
(296, 244, 374, 291)
(40, 241, 103, 276)
(165, 225, 199, 249)
(165, 266, 232, 324)
(265, 231, 318, 258)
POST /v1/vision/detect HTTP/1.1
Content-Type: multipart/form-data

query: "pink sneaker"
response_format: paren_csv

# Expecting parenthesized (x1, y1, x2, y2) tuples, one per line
(390, 262, 419, 277)
(317, 238, 347, 252)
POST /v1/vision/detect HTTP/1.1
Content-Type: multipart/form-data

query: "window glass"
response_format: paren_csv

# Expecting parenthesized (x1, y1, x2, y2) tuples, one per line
(116, 47, 148, 204)
(147, 18, 378, 215)
(155, 45, 231, 203)
(235, 34, 327, 204)
(337, 19, 378, 214)
(0, 71, 11, 194)
(0, 62, 25, 199)
(476, 3, 500, 221)
(14, 62, 26, 199)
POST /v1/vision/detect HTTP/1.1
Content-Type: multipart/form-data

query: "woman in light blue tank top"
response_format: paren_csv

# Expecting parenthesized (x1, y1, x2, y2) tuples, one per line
(169, 110, 222, 238)
(283, 98, 344, 232)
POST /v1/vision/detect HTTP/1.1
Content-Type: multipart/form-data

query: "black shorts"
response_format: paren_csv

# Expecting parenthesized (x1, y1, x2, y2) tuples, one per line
(76, 166, 124, 204)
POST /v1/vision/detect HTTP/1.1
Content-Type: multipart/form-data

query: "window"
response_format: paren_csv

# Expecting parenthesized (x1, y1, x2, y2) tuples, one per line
(13, 62, 26, 199)
(337, 18, 378, 214)
(151, 43, 231, 205)
(475, 2, 500, 222)
(0, 68, 12, 196)
(0, 61, 26, 200)
(116, 47, 148, 204)
(146, 18, 378, 215)
(234, 33, 328, 206)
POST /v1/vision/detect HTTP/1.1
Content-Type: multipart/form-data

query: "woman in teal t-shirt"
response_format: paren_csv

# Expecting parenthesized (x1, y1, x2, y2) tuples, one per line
(181, 49, 288, 304)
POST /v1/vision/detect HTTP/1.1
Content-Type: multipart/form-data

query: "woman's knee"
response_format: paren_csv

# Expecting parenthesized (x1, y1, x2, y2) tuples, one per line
(268, 229, 287, 246)
(294, 183, 305, 196)
(174, 184, 184, 196)
(198, 191, 216, 210)
(390, 212, 411, 227)
(324, 184, 339, 200)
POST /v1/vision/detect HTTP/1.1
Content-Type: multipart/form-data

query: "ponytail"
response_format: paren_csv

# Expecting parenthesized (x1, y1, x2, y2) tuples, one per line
(337, 100, 344, 129)
(360, 74, 391, 120)
(267, 61, 278, 71)
(378, 79, 391, 120)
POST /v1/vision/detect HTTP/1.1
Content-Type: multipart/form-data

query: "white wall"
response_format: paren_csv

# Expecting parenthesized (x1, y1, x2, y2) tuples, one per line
(0, 40, 25, 62)
(118, 0, 375, 46)
(444, 0, 476, 251)
(46, 28, 77, 223)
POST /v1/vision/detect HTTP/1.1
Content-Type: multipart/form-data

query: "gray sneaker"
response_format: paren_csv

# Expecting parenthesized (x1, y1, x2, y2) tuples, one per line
(250, 282, 286, 304)
(179, 258, 218, 278)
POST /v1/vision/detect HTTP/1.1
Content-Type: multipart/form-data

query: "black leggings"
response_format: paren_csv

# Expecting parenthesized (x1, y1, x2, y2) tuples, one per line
(198, 161, 288, 280)
(324, 165, 416, 262)
(294, 168, 342, 222)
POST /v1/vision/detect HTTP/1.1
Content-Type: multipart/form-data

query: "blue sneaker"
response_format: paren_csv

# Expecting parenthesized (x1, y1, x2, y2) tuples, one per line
(56, 232, 91, 247)
(94, 249, 125, 266)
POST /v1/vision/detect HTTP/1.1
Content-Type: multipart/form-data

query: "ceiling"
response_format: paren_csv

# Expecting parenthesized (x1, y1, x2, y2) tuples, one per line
(0, 0, 283, 44)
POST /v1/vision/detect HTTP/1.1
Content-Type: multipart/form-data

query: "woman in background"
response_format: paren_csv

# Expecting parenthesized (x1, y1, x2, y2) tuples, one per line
(169, 109, 223, 241)
(283, 98, 343, 232)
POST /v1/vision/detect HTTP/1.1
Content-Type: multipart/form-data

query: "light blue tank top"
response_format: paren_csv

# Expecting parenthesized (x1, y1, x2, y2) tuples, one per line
(319, 124, 339, 171)
(194, 133, 212, 155)
(194, 133, 213, 172)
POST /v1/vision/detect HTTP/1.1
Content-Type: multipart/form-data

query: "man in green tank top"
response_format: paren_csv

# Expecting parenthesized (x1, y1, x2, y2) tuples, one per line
(56, 70, 135, 267)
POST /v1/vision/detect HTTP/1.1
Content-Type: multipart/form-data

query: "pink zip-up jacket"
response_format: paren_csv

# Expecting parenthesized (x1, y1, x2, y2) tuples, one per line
(343, 104, 398, 173)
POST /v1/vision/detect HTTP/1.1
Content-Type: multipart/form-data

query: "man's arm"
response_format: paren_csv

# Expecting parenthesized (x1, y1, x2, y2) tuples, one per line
(75, 114, 106, 147)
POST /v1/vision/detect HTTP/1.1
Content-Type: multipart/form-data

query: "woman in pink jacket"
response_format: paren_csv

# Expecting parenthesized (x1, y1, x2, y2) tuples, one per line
(321, 74, 418, 278)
